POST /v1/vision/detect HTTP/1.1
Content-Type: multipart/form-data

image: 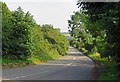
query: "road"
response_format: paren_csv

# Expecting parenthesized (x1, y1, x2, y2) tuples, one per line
(2, 46, 97, 80)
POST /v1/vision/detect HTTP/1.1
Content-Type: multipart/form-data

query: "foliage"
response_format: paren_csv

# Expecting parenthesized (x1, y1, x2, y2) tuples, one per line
(68, 1, 120, 64)
(68, 11, 97, 53)
(68, 1, 120, 80)
(89, 53, 119, 80)
(79, 2, 120, 62)
(2, 2, 68, 64)
(41, 24, 69, 56)
(2, 2, 13, 56)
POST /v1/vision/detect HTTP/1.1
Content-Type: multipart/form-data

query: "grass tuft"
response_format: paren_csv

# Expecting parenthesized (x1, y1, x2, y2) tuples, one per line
(89, 53, 119, 80)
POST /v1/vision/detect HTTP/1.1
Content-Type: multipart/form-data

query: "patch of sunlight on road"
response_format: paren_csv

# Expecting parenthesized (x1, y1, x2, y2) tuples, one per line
(42, 62, 93, 67)
(79, 56, 92, 61)
(1, 78, 10, 80)
(67, 52, 80, 54)
(42, 63, 66, 66)
(79, 56, 89, 58)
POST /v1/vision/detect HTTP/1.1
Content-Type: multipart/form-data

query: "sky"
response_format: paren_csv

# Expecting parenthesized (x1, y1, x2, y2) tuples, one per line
(3, 0, 79, 32)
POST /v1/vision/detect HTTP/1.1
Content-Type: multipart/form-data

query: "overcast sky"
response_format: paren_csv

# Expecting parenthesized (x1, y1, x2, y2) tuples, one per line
(3, 0, 79, 32)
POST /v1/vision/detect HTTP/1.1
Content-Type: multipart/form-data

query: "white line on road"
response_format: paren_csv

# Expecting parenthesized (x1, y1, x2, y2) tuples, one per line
(74, 57, 75, 60)
(64, 57, 75, 67)
(64, 62, 73, 67)
(7, 71, 49, 80)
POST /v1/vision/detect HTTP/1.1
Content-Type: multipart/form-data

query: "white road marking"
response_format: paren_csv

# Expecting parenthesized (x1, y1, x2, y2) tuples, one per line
(7, 71, 49, 80)
(64, 57, 76, 67)
(64, 62, 73, 67)
(64, 61, 74, 67)
(74, 57, 75, 60)
(3, 51, 81, 80)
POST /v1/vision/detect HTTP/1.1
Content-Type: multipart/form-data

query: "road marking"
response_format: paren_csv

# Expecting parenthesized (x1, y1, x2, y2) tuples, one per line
(74, 57, 75, 60)
(64, 62, 73, 67)
(7, 71, 49, 80)
(64, 57, 76, 67)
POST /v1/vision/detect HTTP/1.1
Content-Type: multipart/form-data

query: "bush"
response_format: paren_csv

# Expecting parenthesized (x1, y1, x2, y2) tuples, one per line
(41, 24, 69, 56)
(2, 2, 69, 63)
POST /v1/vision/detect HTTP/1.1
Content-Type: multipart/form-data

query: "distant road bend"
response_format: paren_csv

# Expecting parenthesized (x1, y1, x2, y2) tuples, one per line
(2, 46, 98, 80)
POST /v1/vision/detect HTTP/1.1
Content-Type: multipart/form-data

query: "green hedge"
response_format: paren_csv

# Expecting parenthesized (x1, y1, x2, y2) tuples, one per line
(2, 2, 69, 63)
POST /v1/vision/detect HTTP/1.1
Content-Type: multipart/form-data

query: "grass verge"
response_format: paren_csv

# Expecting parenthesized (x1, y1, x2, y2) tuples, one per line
(2, 53, 62, 69)
(2, 59, 33, 68)
(89, 53, 119, 80)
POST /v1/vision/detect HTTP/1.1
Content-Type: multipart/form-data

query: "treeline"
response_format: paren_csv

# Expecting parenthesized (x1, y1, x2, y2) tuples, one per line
(2, 2, 68, 63)
(68, 2, 120, 64)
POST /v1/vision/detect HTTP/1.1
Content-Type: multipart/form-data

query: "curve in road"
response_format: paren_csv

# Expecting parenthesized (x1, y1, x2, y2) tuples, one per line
(2, 46, 97, 80)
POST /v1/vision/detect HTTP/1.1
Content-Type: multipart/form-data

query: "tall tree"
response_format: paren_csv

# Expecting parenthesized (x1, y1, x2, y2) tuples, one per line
(76, 1, 120, 62)
(2, 2, 13, 56)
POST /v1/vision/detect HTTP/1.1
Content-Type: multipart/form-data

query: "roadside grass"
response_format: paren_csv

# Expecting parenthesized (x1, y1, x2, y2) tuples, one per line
(2, 59, 33, 68)
(89, 53, 119, 80)
(2, 53, 62, 68)
(0, 59, 1, 64)
(27, 52, 61, 64)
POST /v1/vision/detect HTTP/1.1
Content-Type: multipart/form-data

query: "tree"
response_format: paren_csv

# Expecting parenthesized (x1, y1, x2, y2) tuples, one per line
(2, 2, 13, 56)
(68, 11, 96, 52)
(2, 2, 69, 62)
(41, 24, 69, 56)
(76, 1, 120, 62)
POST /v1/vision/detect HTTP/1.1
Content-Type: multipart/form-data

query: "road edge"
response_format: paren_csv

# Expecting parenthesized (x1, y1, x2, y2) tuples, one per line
(83, 53, 104, 80)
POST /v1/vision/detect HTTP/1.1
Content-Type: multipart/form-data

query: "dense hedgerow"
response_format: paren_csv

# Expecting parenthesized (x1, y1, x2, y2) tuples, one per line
(2, 2, 68, 62)
(41, 25, 69, 56)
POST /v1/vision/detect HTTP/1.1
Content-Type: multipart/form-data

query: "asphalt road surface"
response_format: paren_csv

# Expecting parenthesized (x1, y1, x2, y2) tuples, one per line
(2, 46, 97, 80)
